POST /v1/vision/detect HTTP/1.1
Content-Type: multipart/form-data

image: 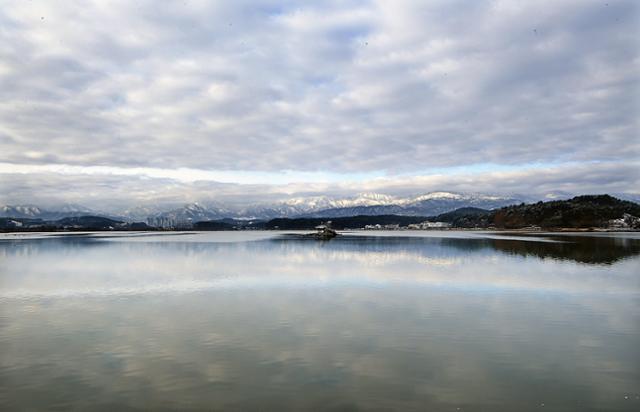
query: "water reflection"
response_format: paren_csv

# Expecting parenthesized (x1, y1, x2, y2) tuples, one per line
(1, 232, 639, 411)
(1, 232, 639, 298)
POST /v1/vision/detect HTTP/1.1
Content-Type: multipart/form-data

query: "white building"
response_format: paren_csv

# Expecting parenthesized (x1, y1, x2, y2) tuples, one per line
(407, 221, 451, 230)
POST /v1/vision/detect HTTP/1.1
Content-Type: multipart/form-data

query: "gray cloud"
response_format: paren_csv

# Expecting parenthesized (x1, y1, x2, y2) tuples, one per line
(0, 0, 638, 206)
(0, 160, 637, 211)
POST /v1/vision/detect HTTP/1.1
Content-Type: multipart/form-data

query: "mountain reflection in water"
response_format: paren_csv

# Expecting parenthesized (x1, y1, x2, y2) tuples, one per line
(1, 231, 639, 411)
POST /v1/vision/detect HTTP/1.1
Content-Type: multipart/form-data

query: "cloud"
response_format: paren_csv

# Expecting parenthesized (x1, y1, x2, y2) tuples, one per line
(0, 0, 638, 205)
(0, 160, 637, 211)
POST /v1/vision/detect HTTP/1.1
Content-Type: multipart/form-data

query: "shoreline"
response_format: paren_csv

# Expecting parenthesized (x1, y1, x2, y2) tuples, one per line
(2, 228, 639, 235)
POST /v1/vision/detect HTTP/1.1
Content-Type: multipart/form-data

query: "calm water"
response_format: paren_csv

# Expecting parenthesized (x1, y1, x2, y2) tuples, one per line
(1, 231, 639, 411)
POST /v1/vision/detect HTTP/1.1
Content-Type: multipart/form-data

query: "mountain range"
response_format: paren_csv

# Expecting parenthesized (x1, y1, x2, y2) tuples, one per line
(0, 204, 96, 220)
(3, 191, 640, 224)
(147, 192, 527, 224)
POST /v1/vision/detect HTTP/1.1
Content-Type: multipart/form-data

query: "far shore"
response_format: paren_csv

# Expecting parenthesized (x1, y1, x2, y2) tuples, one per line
(2, 228, 639, 235)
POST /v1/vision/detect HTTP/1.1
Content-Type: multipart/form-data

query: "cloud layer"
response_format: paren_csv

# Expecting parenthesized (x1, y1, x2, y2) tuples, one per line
(0, 0, 638, 206)
(1, 160, 638, 211)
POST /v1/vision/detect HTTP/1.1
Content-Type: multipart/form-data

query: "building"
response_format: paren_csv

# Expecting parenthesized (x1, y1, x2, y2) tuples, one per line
(407, 221, 451, 230)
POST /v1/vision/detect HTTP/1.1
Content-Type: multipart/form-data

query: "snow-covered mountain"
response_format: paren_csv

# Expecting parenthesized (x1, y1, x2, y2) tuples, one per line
(0, 204, 101, 220)
(125, 191, 524, 225)
(147, 203, 234, 226)
(210, 191, 524, 220)
(4, 191, 637, 225)
(297, 192, 524, 218)
(119, 205, 168, 222)
(1, 205, 47, 219)
(0, 192, 525, 223)
(237, 193, 399, 219)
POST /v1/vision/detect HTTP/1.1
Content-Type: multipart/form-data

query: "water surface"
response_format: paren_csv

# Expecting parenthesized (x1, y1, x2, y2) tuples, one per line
(1, 231, 639, 411)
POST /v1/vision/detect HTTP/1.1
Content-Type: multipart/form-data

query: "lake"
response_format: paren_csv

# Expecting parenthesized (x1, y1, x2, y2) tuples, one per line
(1, 231, 639, 411)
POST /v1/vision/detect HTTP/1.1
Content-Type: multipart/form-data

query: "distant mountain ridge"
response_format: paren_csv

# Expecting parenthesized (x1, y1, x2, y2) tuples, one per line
(142, 192, 523, 225)
(2, 192, 639, 223)
(2, 195, 640, 231)
(0, 204, 98, 220)
(301, 193, 522, 218)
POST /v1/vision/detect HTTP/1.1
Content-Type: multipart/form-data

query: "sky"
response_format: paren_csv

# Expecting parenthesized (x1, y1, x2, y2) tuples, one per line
(0, 0, 638, 210)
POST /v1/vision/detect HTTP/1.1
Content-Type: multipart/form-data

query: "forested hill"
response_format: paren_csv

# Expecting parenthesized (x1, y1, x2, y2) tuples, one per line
(493, 195, 640, 228)
(440, 195, 640, 229)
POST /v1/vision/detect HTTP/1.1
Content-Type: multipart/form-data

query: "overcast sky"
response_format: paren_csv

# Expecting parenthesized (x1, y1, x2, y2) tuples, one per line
(1, 0, 638, 209)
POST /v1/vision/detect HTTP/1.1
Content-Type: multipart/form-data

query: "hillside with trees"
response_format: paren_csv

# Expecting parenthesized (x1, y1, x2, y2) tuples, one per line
(492, 195, 640, 229)
(435, 195, 640, 229)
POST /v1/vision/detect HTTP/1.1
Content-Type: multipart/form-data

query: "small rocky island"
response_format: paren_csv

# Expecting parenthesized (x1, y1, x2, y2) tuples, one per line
(309, 222, 337, 239)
